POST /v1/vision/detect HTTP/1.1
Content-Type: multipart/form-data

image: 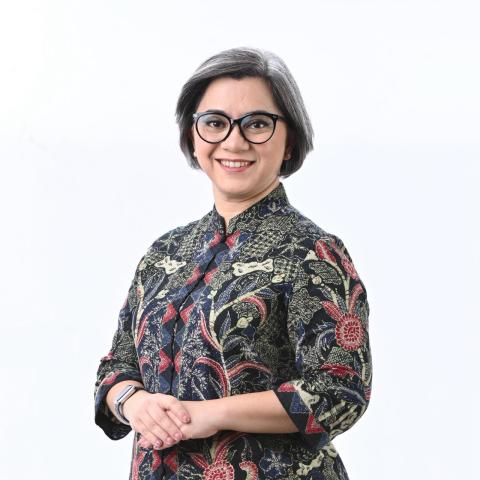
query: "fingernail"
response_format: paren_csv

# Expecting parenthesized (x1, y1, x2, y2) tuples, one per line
(174, 433, 182, 441)
(154, 441, 162, 449)
(183, 415, 190, 423)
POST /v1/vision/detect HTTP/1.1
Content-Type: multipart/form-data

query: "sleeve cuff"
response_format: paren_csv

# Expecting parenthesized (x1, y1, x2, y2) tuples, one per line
(94, 371, 143, 440)
(273, 380, 331, 450)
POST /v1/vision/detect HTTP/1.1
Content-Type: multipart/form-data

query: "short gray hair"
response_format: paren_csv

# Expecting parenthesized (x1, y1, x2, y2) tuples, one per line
(175, 47, 314, 178)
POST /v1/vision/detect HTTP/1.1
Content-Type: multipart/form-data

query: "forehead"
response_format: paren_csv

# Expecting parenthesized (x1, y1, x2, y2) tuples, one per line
(196, 76, 279, 116)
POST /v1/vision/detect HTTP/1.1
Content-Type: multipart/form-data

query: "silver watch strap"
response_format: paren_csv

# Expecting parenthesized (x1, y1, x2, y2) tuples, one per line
(114, 384, 145, 425)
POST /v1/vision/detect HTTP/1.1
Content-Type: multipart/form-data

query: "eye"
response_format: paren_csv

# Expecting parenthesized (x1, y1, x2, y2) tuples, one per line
(200, 114, 229, 130)
(248, 120, 267, 129)
(207, 120, 225, 128)
(242, 114, 273, 131)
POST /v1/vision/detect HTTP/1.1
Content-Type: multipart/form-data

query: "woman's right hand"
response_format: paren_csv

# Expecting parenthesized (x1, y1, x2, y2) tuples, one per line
(123, 390, 191, 450)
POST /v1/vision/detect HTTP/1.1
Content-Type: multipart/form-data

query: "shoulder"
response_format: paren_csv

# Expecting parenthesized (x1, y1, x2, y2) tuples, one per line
(285, 205, 342, 249)
(136, 216, 205, 270)
(149, 220, 198, 250)
(285, 205, 363, 283)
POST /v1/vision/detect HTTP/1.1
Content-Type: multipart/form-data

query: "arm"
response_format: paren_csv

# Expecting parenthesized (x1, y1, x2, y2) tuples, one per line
(164, 391, 298, 442)
(94, 262, 145, 440)
(272, 235, 372, 449)
(177, 236, 371, 445)
(95, 253, 192, 446)
(209, 390, 298, 433)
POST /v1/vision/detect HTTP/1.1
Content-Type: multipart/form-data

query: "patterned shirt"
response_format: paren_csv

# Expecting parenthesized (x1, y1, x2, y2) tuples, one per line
(94, 182, 372, 479)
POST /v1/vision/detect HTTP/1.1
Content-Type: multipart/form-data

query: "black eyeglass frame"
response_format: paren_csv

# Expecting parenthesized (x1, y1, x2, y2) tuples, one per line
(192, 110, 287, 145)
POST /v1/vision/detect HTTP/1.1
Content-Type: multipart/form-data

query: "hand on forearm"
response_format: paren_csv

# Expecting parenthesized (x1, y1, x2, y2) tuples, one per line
(139, 399, 220, 450)
(106, 380, 191, 450)
(125, 391, 193, 449)
(212, 390, 298, 434)
(139, 390, 297, 450)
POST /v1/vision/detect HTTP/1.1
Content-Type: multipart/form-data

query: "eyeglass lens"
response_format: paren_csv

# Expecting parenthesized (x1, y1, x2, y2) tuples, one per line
(196, 113, 276, 143)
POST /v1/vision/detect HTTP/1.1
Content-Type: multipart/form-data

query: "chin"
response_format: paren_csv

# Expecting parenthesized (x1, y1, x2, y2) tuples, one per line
(217, 183, 255, 197)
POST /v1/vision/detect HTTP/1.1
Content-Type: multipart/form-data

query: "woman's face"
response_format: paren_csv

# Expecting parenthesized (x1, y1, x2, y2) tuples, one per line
(192, 76, 291, 203)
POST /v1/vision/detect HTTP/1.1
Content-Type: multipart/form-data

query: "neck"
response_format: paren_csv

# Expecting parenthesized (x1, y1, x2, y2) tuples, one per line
(213, 179, 280, 229)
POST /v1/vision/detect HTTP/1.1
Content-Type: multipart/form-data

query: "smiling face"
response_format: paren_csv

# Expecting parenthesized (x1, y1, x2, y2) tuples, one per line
(192, 76, 291, 205)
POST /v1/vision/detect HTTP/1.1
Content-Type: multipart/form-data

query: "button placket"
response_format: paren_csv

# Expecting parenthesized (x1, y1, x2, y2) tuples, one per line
(165, 239, 230, 398)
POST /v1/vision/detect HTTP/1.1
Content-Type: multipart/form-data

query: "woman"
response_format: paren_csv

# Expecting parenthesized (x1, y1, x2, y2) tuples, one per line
(94, 47, 372, 480)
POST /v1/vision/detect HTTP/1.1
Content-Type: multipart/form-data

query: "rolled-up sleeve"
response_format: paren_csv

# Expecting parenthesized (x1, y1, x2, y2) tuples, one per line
(273, 234, 372, 450)
(94, 258, 145, 440)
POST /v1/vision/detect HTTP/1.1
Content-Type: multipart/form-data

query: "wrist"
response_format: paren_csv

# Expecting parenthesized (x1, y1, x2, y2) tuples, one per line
(114, 384, 146, 424)
(122, 389, 148, 421)
(210, 397, 230, 431)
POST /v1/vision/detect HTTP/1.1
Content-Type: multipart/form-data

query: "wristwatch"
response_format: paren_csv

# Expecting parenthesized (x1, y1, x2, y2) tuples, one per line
(114, 384, 145, 425)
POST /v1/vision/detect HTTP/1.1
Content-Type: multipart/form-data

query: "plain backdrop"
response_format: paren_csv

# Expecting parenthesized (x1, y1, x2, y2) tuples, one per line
(0, 1, 478, 478)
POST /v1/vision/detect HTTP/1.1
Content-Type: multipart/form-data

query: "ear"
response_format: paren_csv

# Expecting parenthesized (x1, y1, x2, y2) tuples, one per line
(283, 131, 294, 161)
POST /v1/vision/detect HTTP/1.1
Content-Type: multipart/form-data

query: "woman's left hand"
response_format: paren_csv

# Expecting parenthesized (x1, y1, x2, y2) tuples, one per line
(137, 400, 222, 450)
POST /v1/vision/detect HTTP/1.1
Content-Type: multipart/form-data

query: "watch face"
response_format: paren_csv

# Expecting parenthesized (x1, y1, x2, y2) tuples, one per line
(116, 385, 145, 406)
(116, 385, 136, 404)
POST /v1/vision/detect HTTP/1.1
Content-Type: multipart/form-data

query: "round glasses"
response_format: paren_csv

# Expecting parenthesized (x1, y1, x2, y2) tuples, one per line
(192, 111, 286, 144)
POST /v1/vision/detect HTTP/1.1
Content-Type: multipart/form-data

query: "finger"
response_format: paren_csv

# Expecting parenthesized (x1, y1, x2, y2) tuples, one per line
(146, 412, 180, 446)
(133, 417, 165, 449)
(163, 396, 191, 424)
(165, 410, 192, 441)
(147, 403, 184, 443)
(139, 431, 162, 450)
(165, 409, 184, 429)
(138, 436, 154, 449)
(175, 417, 193, 441)
(153, 394, 191, 424)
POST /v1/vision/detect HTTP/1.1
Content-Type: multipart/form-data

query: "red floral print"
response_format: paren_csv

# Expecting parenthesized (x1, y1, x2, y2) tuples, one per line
(335, 315, 364, 351)
(203, 460, 235, 480)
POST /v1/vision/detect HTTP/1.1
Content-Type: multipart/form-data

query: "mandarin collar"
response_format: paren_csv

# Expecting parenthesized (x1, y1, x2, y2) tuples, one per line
(209, 182, 290, 238)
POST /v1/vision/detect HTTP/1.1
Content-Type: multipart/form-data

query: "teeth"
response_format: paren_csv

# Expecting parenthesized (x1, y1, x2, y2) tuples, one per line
(220, 160, 252, 168)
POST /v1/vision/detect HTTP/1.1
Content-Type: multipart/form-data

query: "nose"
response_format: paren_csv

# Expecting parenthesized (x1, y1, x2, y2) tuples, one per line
(221, 123, 250, 151)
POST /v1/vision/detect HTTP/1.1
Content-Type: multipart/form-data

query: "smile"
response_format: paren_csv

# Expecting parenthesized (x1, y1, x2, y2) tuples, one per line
(216, 159, 256, 171)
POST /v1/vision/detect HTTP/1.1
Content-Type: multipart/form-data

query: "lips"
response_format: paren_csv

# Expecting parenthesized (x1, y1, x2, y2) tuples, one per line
(216, 158, 255, 165)
(216, 158, 256, 171)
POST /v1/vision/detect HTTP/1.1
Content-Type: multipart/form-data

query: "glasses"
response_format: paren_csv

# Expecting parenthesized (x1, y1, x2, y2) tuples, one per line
(192, 110, 286, 144)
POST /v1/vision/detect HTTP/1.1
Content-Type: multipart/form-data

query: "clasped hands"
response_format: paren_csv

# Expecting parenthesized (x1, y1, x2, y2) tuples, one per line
(123, 390, 221, 450)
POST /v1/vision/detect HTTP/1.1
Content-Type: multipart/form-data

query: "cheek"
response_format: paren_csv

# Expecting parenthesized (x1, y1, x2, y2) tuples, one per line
(259, 140, 286, 162)
(193, 138, 217, 171)
(195, 142, 216, 160)
(192, 132, 210, 155)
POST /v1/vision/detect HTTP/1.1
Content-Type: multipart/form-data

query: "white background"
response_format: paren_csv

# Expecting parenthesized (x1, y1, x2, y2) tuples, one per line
(1, 1, 478, 478)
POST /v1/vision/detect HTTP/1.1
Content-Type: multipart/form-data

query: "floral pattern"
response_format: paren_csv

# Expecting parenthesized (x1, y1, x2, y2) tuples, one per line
(259, 450, 293, 478)
(94, 182, 372, 479)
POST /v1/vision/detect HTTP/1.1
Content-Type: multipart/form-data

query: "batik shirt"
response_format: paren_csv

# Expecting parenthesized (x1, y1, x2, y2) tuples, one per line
(94, 182, 372, 480)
